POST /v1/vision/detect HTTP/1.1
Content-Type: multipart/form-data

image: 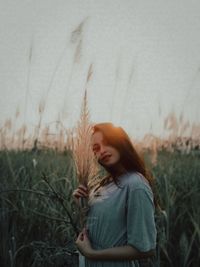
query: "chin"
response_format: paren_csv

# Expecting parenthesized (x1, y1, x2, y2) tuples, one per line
(103, 161, 118, 168)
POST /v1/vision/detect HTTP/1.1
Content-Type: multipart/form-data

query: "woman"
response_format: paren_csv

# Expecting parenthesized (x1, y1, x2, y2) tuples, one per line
(73, 123, 157, 267)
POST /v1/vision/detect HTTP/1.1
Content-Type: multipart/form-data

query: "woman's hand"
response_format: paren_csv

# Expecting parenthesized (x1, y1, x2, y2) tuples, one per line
(73, 184, 89, 199)
(75, 228, 155, 261)
(75, 228, 93, 257)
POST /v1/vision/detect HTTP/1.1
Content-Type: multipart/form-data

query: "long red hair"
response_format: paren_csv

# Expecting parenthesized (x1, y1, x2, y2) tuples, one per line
(92, 122, 159, 209)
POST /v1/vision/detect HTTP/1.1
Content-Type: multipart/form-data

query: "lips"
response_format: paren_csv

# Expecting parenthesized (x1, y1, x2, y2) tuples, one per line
(101, 154, 111, 162)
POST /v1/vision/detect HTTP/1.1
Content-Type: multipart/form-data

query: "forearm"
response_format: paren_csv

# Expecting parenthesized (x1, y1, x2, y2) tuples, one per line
(86, 245, 155, 261)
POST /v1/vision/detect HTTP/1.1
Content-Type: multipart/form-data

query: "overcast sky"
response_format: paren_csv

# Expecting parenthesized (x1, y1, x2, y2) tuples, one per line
(0, 0, 200, 139)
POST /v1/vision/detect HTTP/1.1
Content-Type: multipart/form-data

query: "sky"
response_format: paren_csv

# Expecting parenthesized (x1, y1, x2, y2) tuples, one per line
(0, 0, 200, 139)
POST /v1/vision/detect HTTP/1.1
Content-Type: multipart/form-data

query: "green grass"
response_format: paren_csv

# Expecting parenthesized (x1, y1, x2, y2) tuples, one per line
(150, 149, 200, 267)
(0, 148, 200, 267)
(0, 149, 80, 267)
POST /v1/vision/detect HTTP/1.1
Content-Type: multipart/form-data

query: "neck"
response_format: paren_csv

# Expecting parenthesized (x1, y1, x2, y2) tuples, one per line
(105, 164, 127, 179)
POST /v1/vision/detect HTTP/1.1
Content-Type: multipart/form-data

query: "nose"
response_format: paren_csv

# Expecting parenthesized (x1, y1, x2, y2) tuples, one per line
(100, 145, 107, 156)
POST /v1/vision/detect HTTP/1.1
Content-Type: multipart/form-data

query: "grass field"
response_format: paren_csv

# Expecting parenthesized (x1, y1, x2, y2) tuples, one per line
(1, 9, 200, 266)
(0, 147, 199, 267)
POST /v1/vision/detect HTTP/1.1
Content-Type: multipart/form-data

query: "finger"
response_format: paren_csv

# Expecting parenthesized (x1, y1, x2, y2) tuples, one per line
(73, 189, 88, 198)
(76, 232, 83, 242)
(80, 228, 88, 240)
(72, 191, 82, 198)
(73, 187, 88, 195)
(78, 188, 89, 197)
(73, 191, 88, 199)
(79, 232, 84, 241)
(78, 185, 89, 192)
(84, 229, 89, 239)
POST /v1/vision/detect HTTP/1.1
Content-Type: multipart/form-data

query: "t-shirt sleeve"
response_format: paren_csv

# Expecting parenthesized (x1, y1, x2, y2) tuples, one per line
(126, 186, 157, 252)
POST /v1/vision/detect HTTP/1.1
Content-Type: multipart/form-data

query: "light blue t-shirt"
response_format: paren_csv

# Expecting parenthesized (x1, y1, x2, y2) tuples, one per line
(80, 172, 157, 267)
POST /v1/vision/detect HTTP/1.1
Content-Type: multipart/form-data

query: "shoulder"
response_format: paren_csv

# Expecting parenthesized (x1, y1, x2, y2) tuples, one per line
(119, 172, 152, 192)
(120, 172, 155, 206)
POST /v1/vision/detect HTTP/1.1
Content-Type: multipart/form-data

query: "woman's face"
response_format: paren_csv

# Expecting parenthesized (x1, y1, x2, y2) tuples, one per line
(91, 131, 121, 167)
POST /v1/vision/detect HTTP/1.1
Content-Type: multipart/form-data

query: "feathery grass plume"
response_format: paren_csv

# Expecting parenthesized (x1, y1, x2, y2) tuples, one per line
(21, 124, 27, 149)
(32, 99, 46, 151)
(86, 63, 93, 83)
(69, 89, 98, 231)
(163, 112, 200, 153)
(70, 19, 87, 44)
(41, 126, 50, 148)
(142, 134, 159, 166)
(4, 119, 12, 131)
(71, 89, 98, 187)
(58, 129, 65, 151)
(65, 128, 74, 152)
(191, 123, 200, 143)
(61, 19, 88, 119)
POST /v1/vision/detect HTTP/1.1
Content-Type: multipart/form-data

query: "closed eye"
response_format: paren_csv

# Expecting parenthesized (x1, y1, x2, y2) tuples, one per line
(92, 145, 100, 153)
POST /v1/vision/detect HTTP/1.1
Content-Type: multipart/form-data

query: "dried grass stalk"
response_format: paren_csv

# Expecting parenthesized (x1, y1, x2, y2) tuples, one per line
(71, 90, 98, 187)
(69, 89, 98, 228)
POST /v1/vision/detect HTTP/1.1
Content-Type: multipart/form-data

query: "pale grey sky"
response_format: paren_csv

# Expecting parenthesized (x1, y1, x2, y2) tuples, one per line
(0, 0, 200, 139)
